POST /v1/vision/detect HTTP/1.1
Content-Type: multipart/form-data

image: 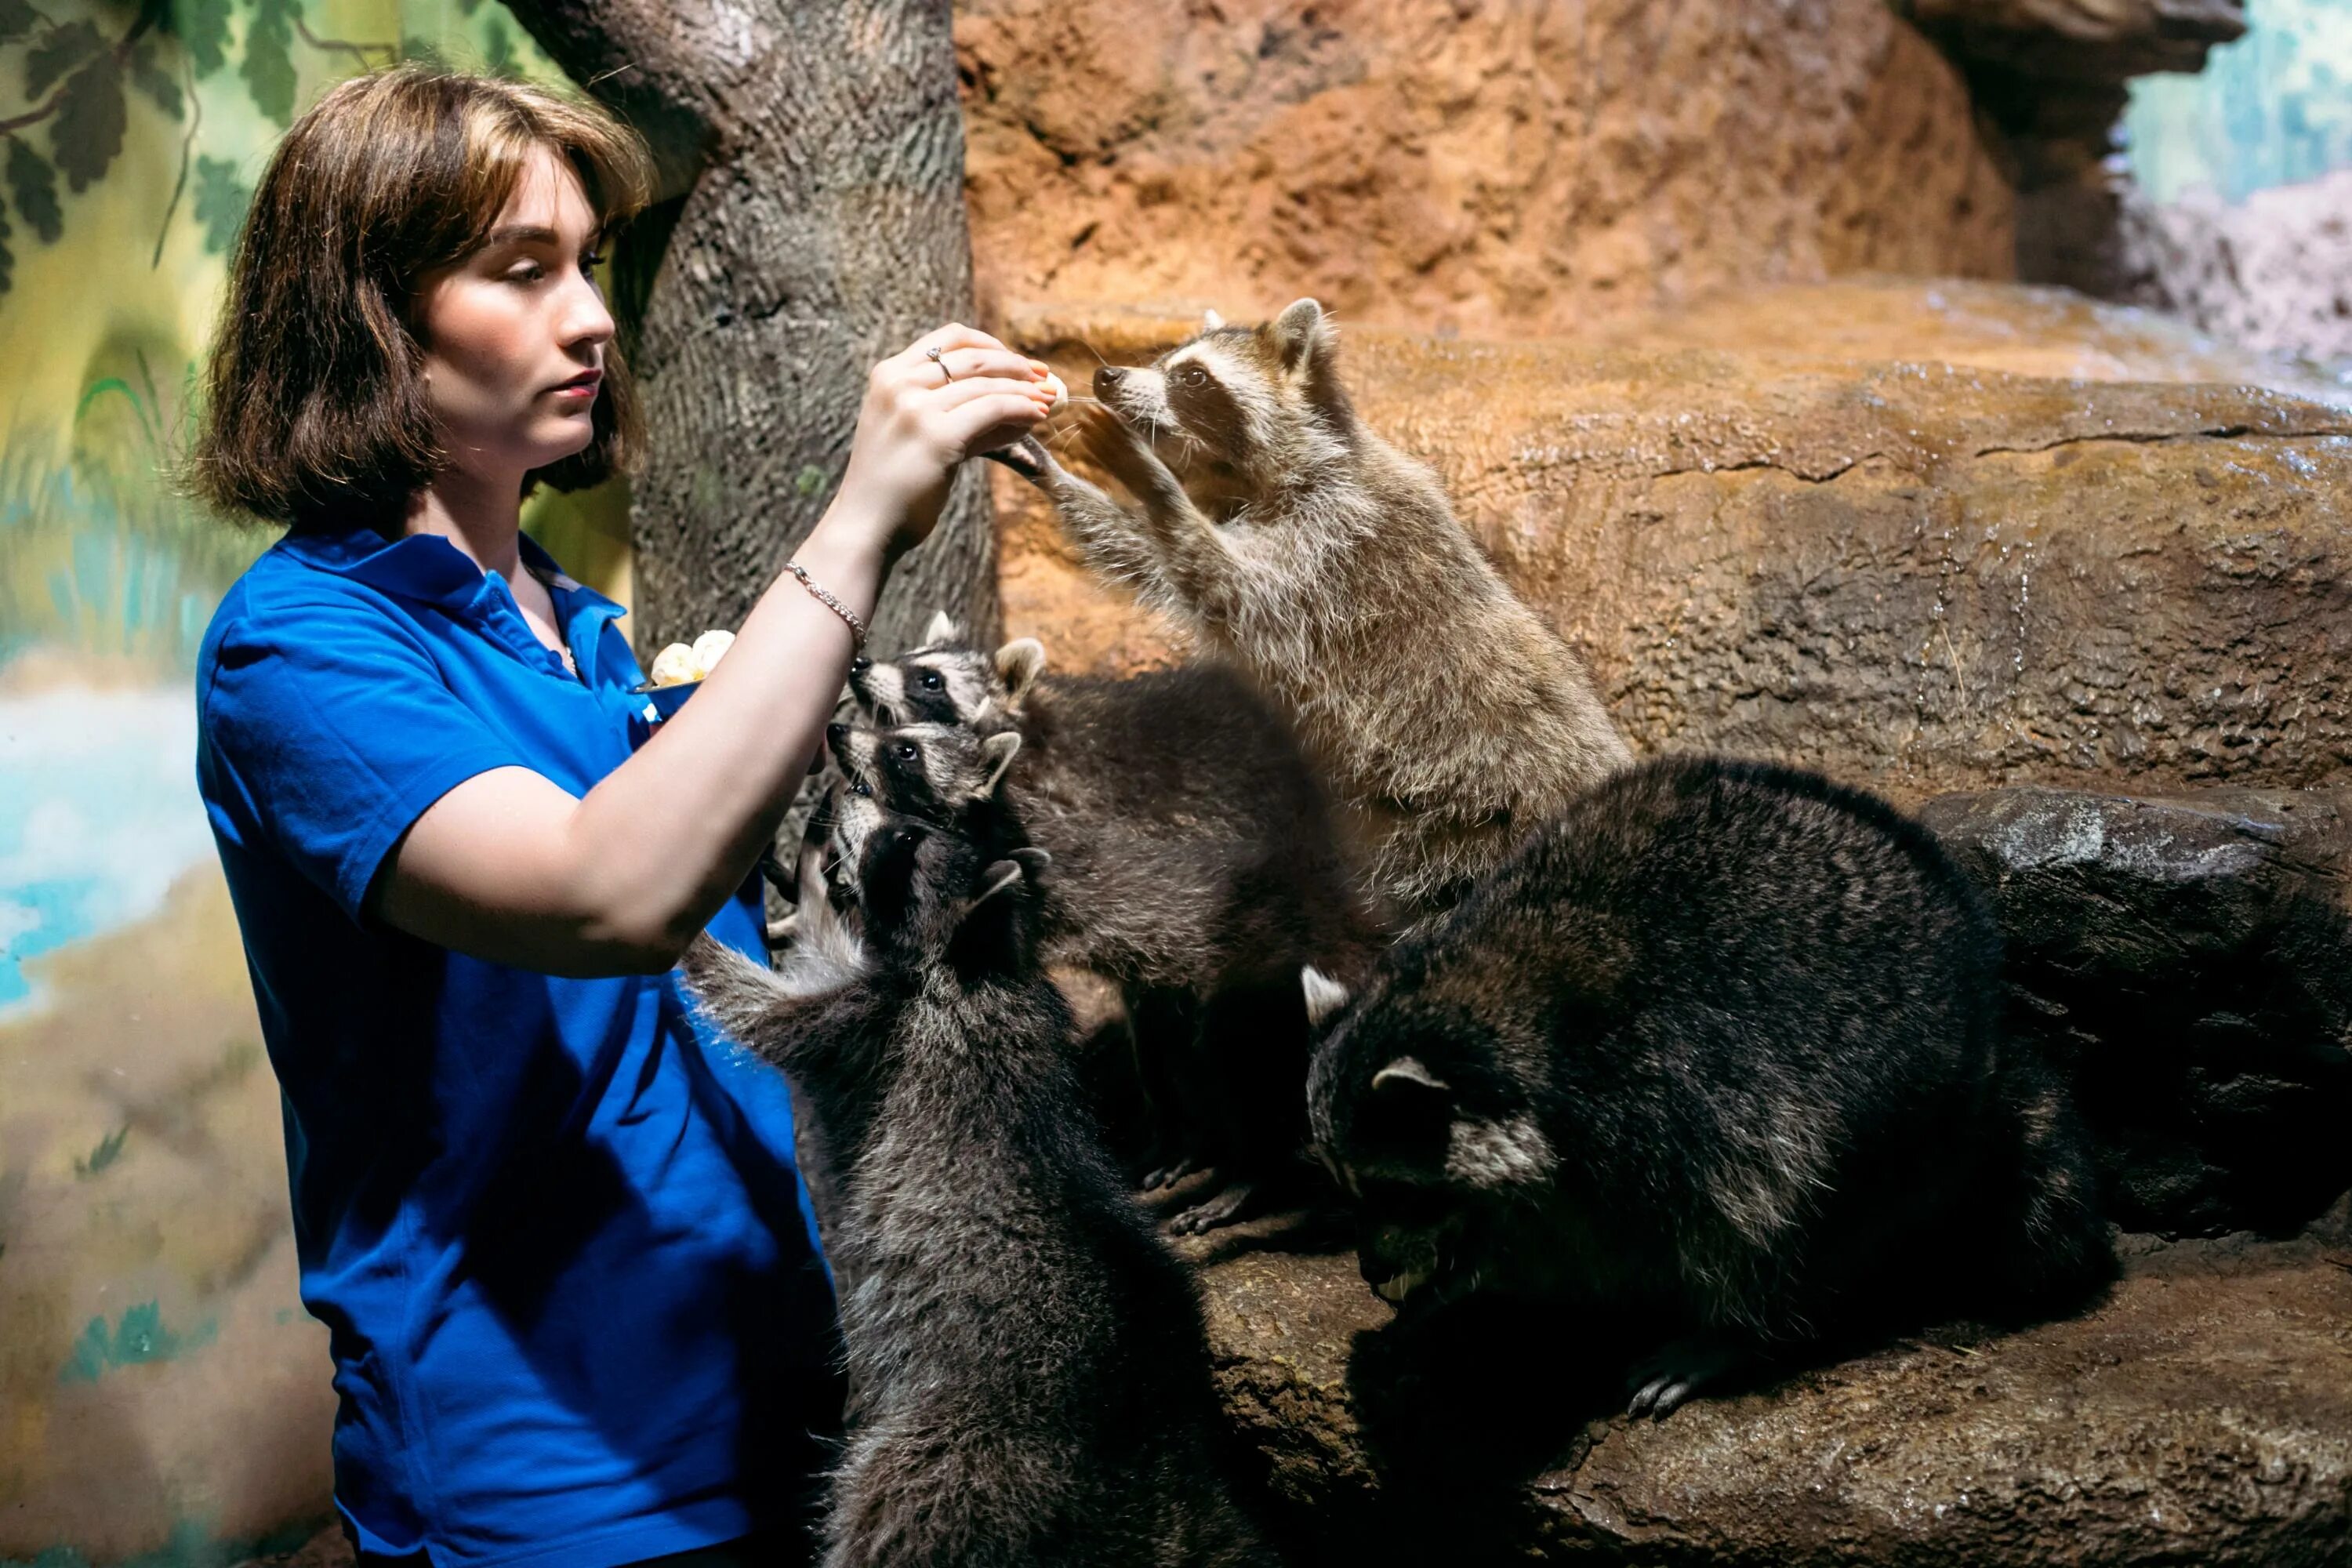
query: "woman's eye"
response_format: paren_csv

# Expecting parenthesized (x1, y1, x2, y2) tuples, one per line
(850, 780, 872, 797)
(506, 263, 544, 285)
(920, 673, 944, 690)
(581, 250, 606, 272)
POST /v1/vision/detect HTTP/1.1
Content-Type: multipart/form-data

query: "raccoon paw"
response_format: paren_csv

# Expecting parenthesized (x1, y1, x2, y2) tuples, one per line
(981, 435, 1054, 483)
(1165, 1180, 1261, 1236)
(1623, 1336, 1752, 1421)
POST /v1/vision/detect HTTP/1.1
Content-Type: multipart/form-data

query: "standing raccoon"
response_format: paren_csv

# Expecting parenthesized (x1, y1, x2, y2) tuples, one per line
(1301, 757, 2111, 1417)
(683, 811, 1276, 1567)
(824, 703, 1379, 1233)
(993, 299, 1631, 920)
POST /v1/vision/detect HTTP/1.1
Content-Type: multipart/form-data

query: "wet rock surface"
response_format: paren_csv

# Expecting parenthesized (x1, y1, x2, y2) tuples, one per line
(1183, 1203, 2352, 1567)
(995, 288, 2352, 797)
(1920, 786, 2352, 1236)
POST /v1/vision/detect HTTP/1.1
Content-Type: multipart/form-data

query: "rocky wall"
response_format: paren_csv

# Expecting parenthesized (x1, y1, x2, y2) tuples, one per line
(956, 0, 2016, 338)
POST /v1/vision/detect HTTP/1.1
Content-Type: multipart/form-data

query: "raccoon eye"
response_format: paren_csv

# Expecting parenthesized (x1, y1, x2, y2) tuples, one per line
(920, 672, 944, 691)
(1176, 366, 1209, 388)
(850, 779, 872, 797)
(894, 742, 920, 761)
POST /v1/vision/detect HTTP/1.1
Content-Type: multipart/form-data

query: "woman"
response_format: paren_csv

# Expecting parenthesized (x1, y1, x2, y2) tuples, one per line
(188, 68, 1053, 1566)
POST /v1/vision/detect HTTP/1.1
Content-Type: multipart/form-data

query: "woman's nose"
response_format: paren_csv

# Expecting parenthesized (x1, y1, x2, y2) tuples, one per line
(561, 270, 616, 350)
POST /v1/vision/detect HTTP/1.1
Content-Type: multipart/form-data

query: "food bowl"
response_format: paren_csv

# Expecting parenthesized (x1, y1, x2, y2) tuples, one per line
(631, 678, 702, 722)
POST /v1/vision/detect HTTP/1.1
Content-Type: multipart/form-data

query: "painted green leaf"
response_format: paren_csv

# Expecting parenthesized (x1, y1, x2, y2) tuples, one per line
(0, 193, 15, 298)
(60, 1315, 109, 1383)
(24, 18, 103, 99)
(193, 153, 250, 254)
(0, 0, 38, 45)
(111, 1301, 182, 1364)
(131, 39, 183, 119)
(400, 34, 448, 69)
(5, 136, 60, 243)
(52, 55, 126, 192)
(241, 0, 299, 126)
(179, 0, 232, 78)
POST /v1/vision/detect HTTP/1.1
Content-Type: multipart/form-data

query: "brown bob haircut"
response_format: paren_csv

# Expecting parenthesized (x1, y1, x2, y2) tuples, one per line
(191, 67, 652, 531)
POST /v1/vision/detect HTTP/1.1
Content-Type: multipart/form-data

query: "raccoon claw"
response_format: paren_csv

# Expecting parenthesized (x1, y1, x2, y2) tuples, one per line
(1624, 1337, 1750, 1421)
(1164, 1180, 1258, 1236)
(981, 435, 1054, 483)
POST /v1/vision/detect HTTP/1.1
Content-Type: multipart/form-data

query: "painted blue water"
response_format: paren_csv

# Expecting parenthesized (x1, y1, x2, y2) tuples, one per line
(0, 665, 213, 1015)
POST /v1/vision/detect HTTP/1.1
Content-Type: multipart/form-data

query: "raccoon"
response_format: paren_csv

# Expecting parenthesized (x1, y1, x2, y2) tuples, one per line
(846, 609, 1040, 737)
(991, 299, 1632, 921)
(1301, 756, 2111, 1418)
(826, 710, 1380, 1233)
(683, 814, 1276, 1568)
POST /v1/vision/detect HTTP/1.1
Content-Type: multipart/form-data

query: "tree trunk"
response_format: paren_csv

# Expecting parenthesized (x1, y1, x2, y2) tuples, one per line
(502, 0, 997, 657)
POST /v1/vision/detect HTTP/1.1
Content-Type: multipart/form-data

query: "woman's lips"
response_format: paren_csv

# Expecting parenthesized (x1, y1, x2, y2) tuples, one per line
(551, 370, 601, 400)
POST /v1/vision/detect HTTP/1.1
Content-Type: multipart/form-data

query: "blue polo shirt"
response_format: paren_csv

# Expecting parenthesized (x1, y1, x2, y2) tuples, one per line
(194, 525, 840, 1566)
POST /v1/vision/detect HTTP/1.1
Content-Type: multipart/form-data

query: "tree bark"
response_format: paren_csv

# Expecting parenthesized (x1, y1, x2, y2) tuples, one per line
(502, 0, 997, 656)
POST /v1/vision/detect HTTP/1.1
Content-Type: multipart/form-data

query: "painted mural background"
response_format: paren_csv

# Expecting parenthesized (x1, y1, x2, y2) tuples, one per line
(0, 2, 623, 1562)
(3, 0, 2350, 1563)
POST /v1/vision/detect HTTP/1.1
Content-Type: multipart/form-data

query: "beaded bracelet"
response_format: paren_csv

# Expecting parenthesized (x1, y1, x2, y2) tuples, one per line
(786, 561, 868, 648)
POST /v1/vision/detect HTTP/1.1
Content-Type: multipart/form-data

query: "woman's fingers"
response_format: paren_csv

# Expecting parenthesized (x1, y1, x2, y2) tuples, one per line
(937, 390, 1056, 458)
(917, 347, 1045, 387)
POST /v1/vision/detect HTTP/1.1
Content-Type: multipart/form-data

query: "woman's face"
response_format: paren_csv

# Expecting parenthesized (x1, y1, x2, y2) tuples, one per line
(415, 145, 614, 485)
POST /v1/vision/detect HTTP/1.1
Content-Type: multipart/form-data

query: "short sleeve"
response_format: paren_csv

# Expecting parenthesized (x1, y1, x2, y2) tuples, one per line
(201, 586, 532, 924)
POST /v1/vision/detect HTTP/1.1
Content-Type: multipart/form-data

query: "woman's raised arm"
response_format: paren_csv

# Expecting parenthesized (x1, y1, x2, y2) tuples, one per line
(371, 324, 1054, 975)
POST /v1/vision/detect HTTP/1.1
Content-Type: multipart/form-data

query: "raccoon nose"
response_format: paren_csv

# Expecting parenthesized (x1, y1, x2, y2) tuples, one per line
(826, 722, 848, 746)
(848, 655, 870, 676)
(1093, 365, 1126, 397)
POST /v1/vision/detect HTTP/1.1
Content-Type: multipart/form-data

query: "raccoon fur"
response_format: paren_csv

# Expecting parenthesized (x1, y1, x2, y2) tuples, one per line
(992, 299, 1632, 921)
(683, 813, 1276, 1568)
(1301, 755, 2111, 1418)
(824, 701, 1380, 1234)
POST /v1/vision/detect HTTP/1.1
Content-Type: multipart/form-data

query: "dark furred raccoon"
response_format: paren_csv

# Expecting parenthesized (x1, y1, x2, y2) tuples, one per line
(992, 299, 1632, 923)
(826, 704, 1381, 1233)
(1302, 756, 2111, 1418)
(683, 816, 1276, 1568)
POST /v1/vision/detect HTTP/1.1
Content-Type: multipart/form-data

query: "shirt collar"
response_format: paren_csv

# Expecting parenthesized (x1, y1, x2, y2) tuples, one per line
(277, 525, 624, 616)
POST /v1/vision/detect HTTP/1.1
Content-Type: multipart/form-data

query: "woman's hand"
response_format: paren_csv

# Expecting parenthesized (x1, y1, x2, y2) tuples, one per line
(831, 323, 1056, 561)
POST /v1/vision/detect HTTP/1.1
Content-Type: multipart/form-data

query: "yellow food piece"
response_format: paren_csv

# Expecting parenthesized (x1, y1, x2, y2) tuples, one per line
(648, 642, 701, 687)
(691, 628, 737, 670)
(1041, 369, 1068, 410)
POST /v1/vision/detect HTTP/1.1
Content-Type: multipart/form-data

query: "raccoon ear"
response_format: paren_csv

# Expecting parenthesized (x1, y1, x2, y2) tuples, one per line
(1202, 307, 1225, 331)
(923, 610, 960, 647)
(993, 637, 1047, 701)
(1371, 1055, 1450, 1095)
(1009, 846, 1052, 877)
(1301, 964, 1352, 1028)
(975, 730, 1023, 797)
(1269, 298, 1330, 374)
